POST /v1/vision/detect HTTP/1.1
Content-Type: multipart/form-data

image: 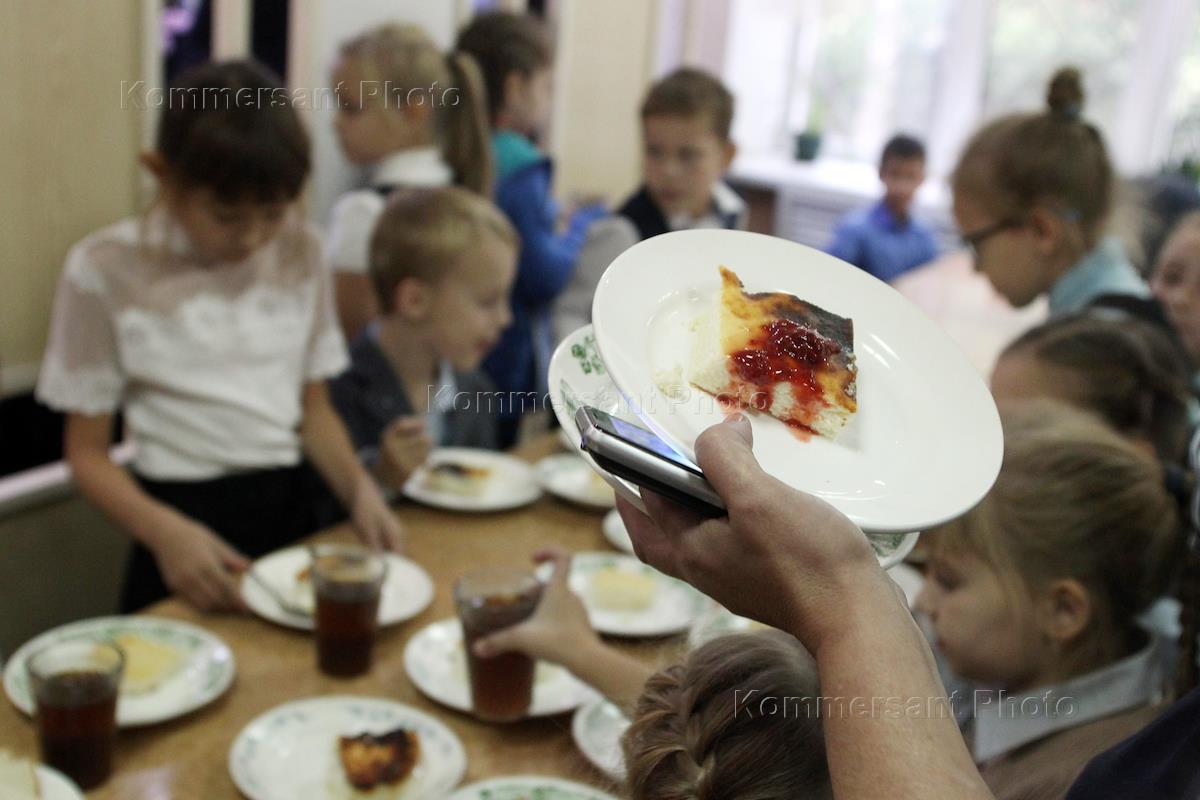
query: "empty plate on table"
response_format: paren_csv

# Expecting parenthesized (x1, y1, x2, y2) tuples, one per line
(548, 325, 645, 511)
(4, 616, 234, 727)
(404, 448, 541, 512)
(228, 695, 466, 800)
(240, 545, 434, 631)
(591, 230, 1003, 534)
(601, 509, 634, 554)
(572, 698, 630, 781)
(403, 619, 597, 719)
(550, 552, 707, 638)
(449, 776, 621, 800)
(536, 453, 616, 509)
(36, 765, 84, 800)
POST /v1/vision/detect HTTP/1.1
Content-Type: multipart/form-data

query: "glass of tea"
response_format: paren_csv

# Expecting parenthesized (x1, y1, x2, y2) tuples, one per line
(26, 639, 124, 790)
(312, 544, 388, 678)
(455, 567, 544, 722)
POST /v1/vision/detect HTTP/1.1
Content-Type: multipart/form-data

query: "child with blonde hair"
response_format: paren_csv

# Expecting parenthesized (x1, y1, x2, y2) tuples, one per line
(952, 68, 1147, 314)
(471, 549, 832, 800)
(328, 23, 492, 339)
(330, 186, 516, 489)
(917, 402, 1190, 799)
(37, 61, 401, 613)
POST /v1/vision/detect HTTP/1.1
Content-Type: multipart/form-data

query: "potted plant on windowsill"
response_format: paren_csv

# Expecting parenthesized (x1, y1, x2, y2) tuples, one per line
(793, 101, 825, 162)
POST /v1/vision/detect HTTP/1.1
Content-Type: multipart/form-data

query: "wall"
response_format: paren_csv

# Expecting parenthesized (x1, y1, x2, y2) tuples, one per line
(0, 0, 147, 397)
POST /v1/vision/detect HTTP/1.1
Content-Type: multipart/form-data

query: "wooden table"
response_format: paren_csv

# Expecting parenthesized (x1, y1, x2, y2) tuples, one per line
(0, 435, 682, 798)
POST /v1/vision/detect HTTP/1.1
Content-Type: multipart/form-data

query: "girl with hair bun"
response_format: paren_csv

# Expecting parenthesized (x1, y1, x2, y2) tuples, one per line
(952, 67, 1149, 314)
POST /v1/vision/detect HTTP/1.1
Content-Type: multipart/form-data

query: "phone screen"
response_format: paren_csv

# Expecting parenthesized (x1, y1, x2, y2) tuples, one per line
(599, 414, 703, 476)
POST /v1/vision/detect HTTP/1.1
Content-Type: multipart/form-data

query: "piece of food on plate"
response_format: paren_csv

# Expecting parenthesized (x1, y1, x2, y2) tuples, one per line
(288, 565, 317, 615)
(338, 728, 421, 791)
(111, 633, 185, 695)
(589, 568, 658, 612)
(687, 266, 857, 438)
(422, 462, 492, 497)
(0, 749, 39, 799)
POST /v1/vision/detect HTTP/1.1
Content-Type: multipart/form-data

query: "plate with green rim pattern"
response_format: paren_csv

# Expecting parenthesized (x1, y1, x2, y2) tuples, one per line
(228, 695, 465, 800)
(447, 775, 621, 800)
(540, 552, 708, 638)
(4, 615, 235, 727)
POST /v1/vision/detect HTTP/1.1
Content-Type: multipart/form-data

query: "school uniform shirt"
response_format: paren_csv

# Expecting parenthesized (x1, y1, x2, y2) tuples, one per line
(1048, 235, 1149, 316)
(971, 637, 1168, 800)
(827, 200, 939, 283)
(554, 182, 748, 342)
(329, 327, 499, 462)
(36, 209, 348, 481)
(325, 146, 454, 274)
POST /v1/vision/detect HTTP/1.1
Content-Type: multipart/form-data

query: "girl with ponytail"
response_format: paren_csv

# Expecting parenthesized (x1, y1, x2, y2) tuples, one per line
(327, 24, 493, 339)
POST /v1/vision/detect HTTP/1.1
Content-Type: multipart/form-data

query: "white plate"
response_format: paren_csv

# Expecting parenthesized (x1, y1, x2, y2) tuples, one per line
(403, 619, 597, 719)
(571, 698, 630, 781)
(591, 230, 1003, 534)
(404, 448, 541, 512)
(34, 765, 84, 800)
(535, 453, 616, 509)
(4, 616, 234, 727)
(552, 552, 707, 638)
(228, 695, 465, 800)
(240, 546, 434, 631)
(448, 776, 620, 800)
(547, 325, 646, 511)
(601, 509, 634, 554)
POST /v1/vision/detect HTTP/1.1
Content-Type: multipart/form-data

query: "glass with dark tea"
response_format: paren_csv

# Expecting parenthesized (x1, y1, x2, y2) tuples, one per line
(312, 544, 387, 678)
(26, 640, 124, 790)
(455, 567, 544, 722)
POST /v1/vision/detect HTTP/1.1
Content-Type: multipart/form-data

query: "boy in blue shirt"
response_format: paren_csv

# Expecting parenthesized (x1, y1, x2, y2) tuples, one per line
(457, 12, 606, 446)
(828, 134, 938, 283)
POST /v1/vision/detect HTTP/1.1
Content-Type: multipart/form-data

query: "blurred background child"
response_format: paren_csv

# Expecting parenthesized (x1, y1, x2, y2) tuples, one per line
(330, 186, 515, 492)
(556, 67, 743, 340)
(1150, 212, 1200, 376)
(951, 68, 1147, 315)
(327, 24, 491, 340)
(457, 11, 607, 447)
(36, 60, 401, 613)
(469, 549, 833, 800)
(827, 134, 939, 283)
(917, 402, 1188, 799)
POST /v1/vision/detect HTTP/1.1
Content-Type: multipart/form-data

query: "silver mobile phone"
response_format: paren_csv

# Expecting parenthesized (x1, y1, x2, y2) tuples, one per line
(575, 406, 727, 518)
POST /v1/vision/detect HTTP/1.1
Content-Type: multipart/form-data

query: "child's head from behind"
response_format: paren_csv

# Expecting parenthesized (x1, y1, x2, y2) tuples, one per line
(333, 25, 492, 193)
(370, 186, 516, 371)
(147, 60, 310, 263)
(952, 67, 1114, 307)
(639, 68, 736, 220)
(879, 134, 926, 218)
(623, 630, 831, 800)
(992, 314, 1195, 468)
(917, 402, 1182, 690)
(456, 12, 554, 137)
(1151, 212, 1200, 363)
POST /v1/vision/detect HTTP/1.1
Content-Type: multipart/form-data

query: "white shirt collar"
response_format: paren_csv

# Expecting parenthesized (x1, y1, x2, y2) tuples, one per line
(667, 181, 745, 231)
(371, 146, 453, 189)
(972, 636, 1166, 763)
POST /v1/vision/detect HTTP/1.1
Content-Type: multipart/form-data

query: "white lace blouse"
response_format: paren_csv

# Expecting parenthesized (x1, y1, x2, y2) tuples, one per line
(36, 209, 349, 481)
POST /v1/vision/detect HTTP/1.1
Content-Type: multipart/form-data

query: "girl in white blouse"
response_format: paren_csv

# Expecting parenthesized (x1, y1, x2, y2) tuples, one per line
(327, 24, 493, 340)
(36, 60, 402, 613)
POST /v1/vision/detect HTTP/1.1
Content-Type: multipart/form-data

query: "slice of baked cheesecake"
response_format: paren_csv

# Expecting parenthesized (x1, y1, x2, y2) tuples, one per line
(687, 266, 857, 438)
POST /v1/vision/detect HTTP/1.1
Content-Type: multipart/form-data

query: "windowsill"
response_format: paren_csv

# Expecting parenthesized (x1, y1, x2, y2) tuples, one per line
(728, 152, 952, 219)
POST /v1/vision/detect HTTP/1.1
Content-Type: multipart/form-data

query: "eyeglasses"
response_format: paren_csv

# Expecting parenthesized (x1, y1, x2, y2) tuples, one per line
(960, 218, 1023, 257)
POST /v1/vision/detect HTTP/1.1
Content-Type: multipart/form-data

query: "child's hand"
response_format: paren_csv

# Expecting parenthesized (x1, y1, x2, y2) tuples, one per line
(351, 470, 405, 552)
(471, 548, 599, 667)
(152, 519, 250, 612)
(375, 416, 433, 490)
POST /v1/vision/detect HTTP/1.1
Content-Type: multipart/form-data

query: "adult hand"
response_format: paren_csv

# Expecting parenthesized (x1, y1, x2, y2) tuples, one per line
(617, 413, 883, 652)
(152, 518, 249, 612)
(351, 471, 404, 552)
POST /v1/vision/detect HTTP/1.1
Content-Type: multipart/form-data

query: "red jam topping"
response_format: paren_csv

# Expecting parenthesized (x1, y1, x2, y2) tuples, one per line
(725, 319, 838, 432)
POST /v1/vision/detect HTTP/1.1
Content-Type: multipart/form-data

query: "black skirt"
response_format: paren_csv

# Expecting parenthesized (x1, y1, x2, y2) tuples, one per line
(120, 463, 341, 612)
